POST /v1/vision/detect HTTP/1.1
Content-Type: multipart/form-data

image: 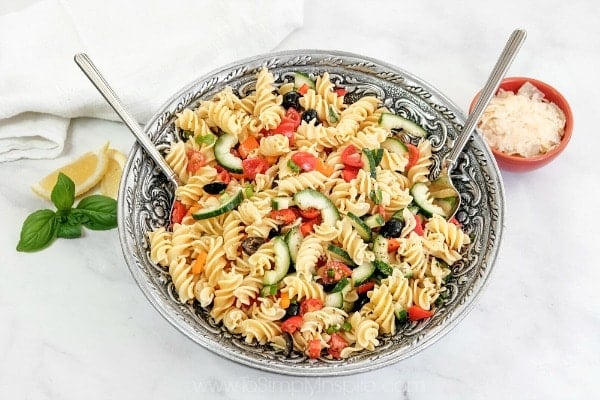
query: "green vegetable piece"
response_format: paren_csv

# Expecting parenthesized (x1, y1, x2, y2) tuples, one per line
(16, 209, 58, 252)
(75, 195, 118, 230)
(342, 321, 352, 332)
(51, 173, 75, 211)
(195, 133, 216, 145)
(260, 284, 278, 297)
(57, 221, 82, 239)
(373, 260, 393, 276)
(287, 159, 301, 173)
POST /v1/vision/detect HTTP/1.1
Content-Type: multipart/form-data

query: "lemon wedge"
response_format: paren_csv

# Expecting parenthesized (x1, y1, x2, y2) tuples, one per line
(100, 148, 126, 198)
(32, 143, 110, 199)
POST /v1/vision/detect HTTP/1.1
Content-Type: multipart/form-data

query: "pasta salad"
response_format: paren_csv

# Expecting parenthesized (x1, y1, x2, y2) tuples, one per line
(147, 68, 470, 360)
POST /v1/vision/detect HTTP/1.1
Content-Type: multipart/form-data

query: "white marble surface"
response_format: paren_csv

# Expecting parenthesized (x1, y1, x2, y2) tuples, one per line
(1, 1, 599, 399)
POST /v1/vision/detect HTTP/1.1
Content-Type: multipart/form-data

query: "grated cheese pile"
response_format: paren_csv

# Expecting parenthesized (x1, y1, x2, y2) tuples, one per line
(477, 82, 566, 158)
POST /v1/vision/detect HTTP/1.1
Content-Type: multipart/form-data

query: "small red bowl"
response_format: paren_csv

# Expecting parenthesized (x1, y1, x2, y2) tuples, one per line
(470, 77, 573, 172)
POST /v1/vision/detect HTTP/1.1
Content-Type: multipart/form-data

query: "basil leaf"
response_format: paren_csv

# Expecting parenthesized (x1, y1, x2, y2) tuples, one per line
(51, 172, 75, 211)
(57, 222, 82, 239)
(76, 195, 117, 230)
(16, 209, 58, 252)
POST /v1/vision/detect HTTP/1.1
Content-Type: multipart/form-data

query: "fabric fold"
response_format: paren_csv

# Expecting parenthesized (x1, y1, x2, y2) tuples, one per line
(0, 0, 304, 162)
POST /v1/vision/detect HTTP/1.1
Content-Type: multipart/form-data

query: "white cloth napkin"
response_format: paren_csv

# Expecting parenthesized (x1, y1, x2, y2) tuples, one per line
(0, 0, 304, 162)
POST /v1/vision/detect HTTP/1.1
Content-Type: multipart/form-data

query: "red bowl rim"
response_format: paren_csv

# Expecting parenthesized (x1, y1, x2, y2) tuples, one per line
(470, 76, 573, 165)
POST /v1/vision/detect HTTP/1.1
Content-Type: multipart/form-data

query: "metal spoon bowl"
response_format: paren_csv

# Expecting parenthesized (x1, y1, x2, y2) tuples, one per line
(434, 29, 527, 219)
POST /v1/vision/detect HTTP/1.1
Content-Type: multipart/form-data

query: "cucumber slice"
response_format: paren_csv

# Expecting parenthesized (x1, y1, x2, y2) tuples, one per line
(293, 189, 340, 225)
(410, 182, 448, 218)
(372, 235, 389, 263)
(378, 113, 427, 138)
(360, 148, 377, 178)
(272, 196, 293, 210)
(380, 137, 408, 154)
(347, 212, 372, 242)
(260, 284, 278, 297)
(324, 291, 344, 308)
(394, 303, 408, 322)
(214, 133, 243, 173)
(373, 260, 393, 276)
(351, 262, 376, 286)
(285, 226, 302, 264)
(263, 236, 291, 285)
(331, 277, 350, 293)
(192, 189, 243, 220)
(326, 244, 356, 267)
(363, 214, 385, 229)
(294, 72, 316, 90)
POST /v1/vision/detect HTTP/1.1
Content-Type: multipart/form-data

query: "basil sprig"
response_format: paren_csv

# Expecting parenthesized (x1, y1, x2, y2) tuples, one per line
(16, 173, 117, 252)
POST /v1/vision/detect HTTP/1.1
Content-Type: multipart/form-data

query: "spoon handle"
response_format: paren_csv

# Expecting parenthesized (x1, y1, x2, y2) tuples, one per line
(74, 53, 178, 185)
(445, 29, 527, 168)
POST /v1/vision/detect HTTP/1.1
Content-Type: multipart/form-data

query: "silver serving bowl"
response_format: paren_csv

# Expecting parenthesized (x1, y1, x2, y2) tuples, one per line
(118, 50, 505, 376)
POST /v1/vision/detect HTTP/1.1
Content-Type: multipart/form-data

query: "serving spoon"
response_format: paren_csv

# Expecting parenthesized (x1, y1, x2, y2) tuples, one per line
(74, 53, 179, 189)
(434, 29, 527, 219)
(74, 53, 180, 221)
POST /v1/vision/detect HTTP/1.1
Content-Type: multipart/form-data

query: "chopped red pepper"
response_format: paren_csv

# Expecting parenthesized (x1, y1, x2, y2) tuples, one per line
(387, 238, 401, 253)
(300, 298, 324, 316)
(413, 214, 424, 236)
(242, 157, 269, 179)
(281, 315, 303, 334)
(170, 200, 187, 224)
(328, 333, 348, 359)
(449, 217, 461, 226)
(215, 169, 231, 184)
(341, 166, 360, 182)
(291, 152, 317, 172)
(298, 83, 309, 95)
(307, 339, 322, 359)
(407, 305, 433, 321)
(300, 219, 318, 236)
(298, 207, 321, 220)
(334, 87, 346, 97)
(405, 143, 420, 170)
(356, 281, 375, 295)
(185, 149, 206, 173)
(341, 145, 363, 167)
(267, 208, 297, 225)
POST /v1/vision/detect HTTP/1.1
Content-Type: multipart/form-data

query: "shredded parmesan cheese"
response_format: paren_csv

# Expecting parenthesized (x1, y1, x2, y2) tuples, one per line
(478, 82, 566, 157)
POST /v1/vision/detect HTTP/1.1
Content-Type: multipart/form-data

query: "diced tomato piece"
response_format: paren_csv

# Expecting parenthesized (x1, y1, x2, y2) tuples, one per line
(300, 298, 324, 316)
(291, 152, 317, 172)
(356, 281, 375, 295)
(407, 305, 434, 321)
(328, 333, 348, 359)
(298, 207, 321, 220)
(281, 315, 303, 334)
(170, 200, 187, 224)
(307, 339, 322, 359)
(284, 108, 301, 128)
(242, 157, 270, 179)
(186, 149, 206, 173)
(341, 166, 360, 182)
(405, 143, 420, 170)
(449, 217, 461, 226)
(387, 238, 401, 253)
(334, 87, 346, 97)
(341, 145, 363, 167)
(300, 220, 317, 235)
(317, 261, 353, 284)
(413, 214, 424, 236)
(267, 208, 297, 225)
(238, 136, 260, 159)
(216, 169, 231, 184)
(298, 83, 309, 95)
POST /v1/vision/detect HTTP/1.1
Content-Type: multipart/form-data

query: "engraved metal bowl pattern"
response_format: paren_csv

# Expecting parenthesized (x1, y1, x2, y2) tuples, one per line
(118, 50, 505, 376)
